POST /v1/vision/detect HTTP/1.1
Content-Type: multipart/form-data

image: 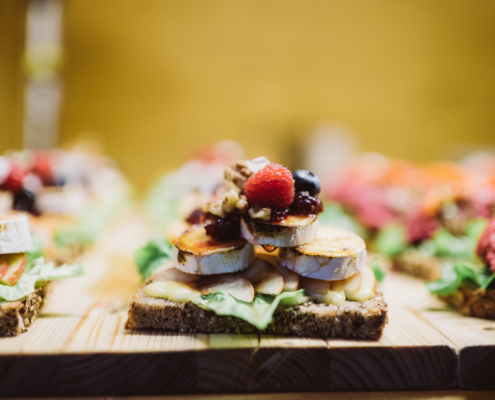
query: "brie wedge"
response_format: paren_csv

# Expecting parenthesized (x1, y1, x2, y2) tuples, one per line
(173, 226, 254, 275)
(0, 214, 33, 254)
(278, 227, 366, 281)
(240, 215, 318, 247)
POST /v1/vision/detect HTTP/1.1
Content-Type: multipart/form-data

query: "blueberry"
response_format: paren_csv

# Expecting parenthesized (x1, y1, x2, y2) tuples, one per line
(13, 189, 39, 215)
(293, 170, 321, 196)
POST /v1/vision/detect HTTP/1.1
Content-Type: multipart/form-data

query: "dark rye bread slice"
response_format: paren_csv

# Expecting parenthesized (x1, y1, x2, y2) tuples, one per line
(394, 251, 443, 281)
(440, 285, 495, 320)
(0, 285, 48, 336)
(125, 288, 388, 340)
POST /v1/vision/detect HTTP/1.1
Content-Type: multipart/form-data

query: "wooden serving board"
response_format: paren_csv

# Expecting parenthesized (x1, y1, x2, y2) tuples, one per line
(0, 211, 494, 396)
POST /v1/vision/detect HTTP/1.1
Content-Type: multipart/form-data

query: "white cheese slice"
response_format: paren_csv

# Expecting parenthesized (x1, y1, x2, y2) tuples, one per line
(240, 215, 318, 247)
(173, 226, 255, 275)
(0, 214, 33, 254)
(279, 227, 366, 281)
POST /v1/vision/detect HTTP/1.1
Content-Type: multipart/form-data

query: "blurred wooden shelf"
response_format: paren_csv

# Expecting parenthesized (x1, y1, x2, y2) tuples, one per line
(0, 212, 494, 396)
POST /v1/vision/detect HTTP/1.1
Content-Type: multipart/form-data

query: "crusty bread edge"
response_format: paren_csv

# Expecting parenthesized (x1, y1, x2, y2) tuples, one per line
(125, 288, 388, 340)
(440, 285, 495, 320)
(0, 285, 48, 336)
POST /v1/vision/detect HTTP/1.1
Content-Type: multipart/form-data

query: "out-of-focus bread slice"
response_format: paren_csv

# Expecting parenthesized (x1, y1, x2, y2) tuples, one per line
(394, 251, 442, 281)
(0, 285, 47, 336)
(440, 286, 495, 320)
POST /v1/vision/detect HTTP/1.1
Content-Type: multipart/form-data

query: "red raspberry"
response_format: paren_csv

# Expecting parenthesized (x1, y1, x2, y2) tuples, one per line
(245, 164, 294, 209)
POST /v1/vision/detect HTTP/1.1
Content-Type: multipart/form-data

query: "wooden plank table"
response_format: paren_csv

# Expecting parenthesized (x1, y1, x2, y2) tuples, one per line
(0, 212, 494, 396)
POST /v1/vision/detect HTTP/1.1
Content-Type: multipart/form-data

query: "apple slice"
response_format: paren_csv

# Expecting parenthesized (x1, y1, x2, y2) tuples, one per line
(343, 271, 361, 292)
(197, 273, 255, 303)
(242, 259, 284, 295)
(361, 264, 377, 292)
(300, 276, 331, 294)
(344, 264, 376, 302)
(150, 263, 202, 284)
(256, 254, 300, 291)
(300, 276, 346, 305)
(0, 255, 8, 280)
(0, 253, 27, 286)
(149, 265, 255, 303)
(330, 279, 345, 292)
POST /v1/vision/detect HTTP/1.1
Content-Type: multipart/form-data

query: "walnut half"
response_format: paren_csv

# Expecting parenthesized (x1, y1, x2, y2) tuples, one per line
(224, 160, 254, 190)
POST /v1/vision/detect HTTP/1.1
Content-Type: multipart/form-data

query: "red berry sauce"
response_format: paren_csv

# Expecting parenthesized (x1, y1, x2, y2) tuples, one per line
(205, 210, 241, 241)
(289, 191, 324, 216)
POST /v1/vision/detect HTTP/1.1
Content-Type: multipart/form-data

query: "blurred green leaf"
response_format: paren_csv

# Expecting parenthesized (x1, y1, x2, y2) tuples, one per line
(374, 224, 407, 257)
(135, 237, 174, 281)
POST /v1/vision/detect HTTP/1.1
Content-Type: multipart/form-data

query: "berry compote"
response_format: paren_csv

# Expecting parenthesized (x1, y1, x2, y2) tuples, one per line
(205, 209, 241, 241)
(289, 191, 324, 216)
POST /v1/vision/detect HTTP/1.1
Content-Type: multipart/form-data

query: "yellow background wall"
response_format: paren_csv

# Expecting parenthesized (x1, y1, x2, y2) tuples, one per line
(0, 0, 25, 152)
(2, 1, 495, 189)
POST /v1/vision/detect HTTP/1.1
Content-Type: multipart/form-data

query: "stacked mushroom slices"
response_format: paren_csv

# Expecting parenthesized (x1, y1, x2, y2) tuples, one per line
(160, 160, 377, 306)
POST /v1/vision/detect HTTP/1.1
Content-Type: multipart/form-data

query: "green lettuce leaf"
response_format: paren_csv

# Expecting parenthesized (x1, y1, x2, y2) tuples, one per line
(35, 260, 86, 282)
(196, 289, 308, 330)
(0, 265, 42, 302)
(135, 237, 174, 281)
(369, 257, 386, 283)
(374, 224, 407, 257)
(426, 261, 495, 296)
(0, 258, 85, 302)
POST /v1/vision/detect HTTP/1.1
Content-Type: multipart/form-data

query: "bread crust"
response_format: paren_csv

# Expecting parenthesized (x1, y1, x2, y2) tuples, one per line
(125, 288, 388, 340)
(0, 285, 48, 336)
(440, 285, 495, 320)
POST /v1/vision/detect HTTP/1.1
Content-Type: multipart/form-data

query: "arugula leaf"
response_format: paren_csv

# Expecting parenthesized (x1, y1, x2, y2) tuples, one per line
(425, 262, 460, 296)
(135, 237, 174, 281)
(374, 224, 407, 257)
(426, 260, 495, 296)
(0, 258, 86, 302)
(369, 258, 386, 283)
(196, 289, 308, 330)
(431, 229, 477, 260)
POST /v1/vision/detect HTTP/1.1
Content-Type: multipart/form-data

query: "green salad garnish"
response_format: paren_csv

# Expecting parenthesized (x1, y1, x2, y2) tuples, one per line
(426, 261, 495, 296)
(134, 237, 174, 281)
(0, 258, 85, 303)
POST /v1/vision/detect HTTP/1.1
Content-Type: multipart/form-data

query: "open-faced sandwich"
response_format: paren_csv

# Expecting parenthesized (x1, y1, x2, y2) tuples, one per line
(374, 162, 494, 281)
(0, 146, 130, 265)
(0, 213, 85, 335)
(426, 218, 495, 319)
(126, 158, 388, 339)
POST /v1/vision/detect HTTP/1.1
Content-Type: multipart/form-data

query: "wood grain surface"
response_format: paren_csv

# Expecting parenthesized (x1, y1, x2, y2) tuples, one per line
(0, 211, 494, 396)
